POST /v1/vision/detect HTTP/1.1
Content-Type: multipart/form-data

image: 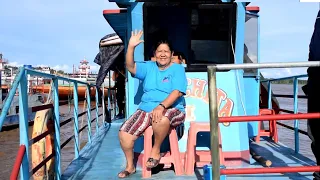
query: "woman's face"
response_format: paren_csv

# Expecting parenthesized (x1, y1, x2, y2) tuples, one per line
(154, 43, 172, 67)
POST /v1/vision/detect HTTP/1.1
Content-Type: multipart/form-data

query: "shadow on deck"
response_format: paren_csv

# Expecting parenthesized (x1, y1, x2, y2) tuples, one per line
(61, 121, 316, 180)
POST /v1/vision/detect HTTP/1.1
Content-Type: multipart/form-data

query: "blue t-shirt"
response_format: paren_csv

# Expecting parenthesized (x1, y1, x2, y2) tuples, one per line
(133, 61, 187, 113)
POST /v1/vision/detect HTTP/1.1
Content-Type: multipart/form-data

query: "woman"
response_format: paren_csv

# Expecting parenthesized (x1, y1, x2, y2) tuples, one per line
(118, 30, 187, 178)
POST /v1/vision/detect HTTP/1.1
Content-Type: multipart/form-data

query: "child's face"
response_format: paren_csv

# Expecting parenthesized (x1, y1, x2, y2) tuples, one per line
(172, 56, 182, 64)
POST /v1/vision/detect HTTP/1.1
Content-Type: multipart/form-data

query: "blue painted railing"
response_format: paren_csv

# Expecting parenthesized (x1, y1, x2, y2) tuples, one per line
(262, 74, 308, 154)
(0, 67, 116, 180)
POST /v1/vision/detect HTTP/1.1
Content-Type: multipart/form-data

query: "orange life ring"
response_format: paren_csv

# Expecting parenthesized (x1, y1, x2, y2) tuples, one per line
(31, 108, 55, 180)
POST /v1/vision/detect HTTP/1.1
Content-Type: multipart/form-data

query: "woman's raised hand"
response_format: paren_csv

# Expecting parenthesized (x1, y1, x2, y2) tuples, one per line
(128, 30, 144, 48)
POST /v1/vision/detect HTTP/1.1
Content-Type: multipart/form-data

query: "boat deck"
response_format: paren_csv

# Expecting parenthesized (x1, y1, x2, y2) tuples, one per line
(62, 120, 316, 180)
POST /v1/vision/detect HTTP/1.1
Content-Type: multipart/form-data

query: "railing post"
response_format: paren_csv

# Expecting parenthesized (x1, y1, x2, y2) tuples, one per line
(53, 78, 61, 179)
(19, 69, 29, 180)
(108, 71, 113, 118)
(73, 82, 80, 159)
(86, 85, 92, 143)
(114, 89, 118, 116)
(293, 77, 299, 153)
(102, 83, 106, 127)
(107, 87, 111, 119)
(267, 81, 272, 109)
(95, 86, 99, 133)
(0, 67, 24, 131)
(207, 66, 220, 180)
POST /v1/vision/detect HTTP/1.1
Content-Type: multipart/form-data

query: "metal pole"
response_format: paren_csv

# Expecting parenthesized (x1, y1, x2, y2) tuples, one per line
(293, 78, 299, 153)
(18, 70, 29, 180)
(219, 113, 320, 123)
(213, 61, 320, 71)
(73, 82, 79, 159)
(53, 78, 61, 179)
(86, 85, 92, 143)
(207, 66, 220, 180)
(108, 71, 112, 118)
(95, 87, 99, 133)
(102, 83, 106, 127)
(267, 81, 272, 109)
(0, 68, 24, 131)
(221, 165, 320, 175)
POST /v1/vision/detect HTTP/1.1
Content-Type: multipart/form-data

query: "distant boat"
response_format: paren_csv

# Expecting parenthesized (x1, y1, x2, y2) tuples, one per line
(29, 84, 109, 100)
(0, 94, 45, 131)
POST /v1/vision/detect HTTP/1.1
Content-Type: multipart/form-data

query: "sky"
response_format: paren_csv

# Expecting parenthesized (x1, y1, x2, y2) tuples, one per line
(0, 0, 319, 78)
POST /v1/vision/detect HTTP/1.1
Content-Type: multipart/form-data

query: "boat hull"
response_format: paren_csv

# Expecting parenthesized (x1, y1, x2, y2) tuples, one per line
(30, 85, 109, 100)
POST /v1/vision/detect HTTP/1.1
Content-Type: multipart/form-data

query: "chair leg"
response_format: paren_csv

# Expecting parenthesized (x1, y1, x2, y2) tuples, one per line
(272, 120, 279, 143)
(169, 129, 184, 175)
(142, 127, 153, 178)
(255, 121, 262, 143)
(218, 127, 225, 165)
(185, 127, 197, 175)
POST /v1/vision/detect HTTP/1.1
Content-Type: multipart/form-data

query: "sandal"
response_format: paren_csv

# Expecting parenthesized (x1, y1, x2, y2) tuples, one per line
(146, 157, 161, 169)
(118, 170, 136, 178)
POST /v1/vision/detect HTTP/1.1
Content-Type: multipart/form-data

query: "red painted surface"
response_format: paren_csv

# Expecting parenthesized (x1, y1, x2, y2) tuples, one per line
(221, 166, 320, 175)
(255, 109, 278, 143)
(10, 145, 26, 180)
(102, 7, 259, 14)
(219, 113, 320, 123)
(103, 9, 127, 14)
(246, 6, 260, 12)
(134, 150, 250, 168)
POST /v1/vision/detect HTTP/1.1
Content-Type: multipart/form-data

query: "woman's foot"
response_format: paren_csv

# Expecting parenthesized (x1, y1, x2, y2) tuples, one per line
(118, 167, 136, 178)
(146, 148, 161, 168)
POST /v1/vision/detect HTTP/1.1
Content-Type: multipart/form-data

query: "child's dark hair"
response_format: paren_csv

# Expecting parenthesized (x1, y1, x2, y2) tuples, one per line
(153, 39, 173, 53)
(173, 51, 186, 60)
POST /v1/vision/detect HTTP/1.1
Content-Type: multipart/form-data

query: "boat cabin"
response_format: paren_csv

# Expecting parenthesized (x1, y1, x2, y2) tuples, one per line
(103, 0, 260, 168)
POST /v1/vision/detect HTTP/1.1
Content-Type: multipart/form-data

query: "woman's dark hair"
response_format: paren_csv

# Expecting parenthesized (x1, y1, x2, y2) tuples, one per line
(153, 39, 173, 53)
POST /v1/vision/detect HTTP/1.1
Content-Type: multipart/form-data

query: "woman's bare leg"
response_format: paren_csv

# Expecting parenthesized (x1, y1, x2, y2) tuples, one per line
(146, 117, 170, 167)
(118, 131, 138, 177)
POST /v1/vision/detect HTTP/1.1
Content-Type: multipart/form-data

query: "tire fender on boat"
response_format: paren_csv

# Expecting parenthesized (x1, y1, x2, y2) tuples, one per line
(31, 108, 55, 180)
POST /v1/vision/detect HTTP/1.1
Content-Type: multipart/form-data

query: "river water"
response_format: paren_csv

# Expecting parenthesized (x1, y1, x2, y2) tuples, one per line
(0, 84, 316, 179)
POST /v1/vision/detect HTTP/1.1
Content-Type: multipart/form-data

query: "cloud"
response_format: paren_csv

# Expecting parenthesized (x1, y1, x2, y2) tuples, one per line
(90, 65, 99, 72)
(33, 63, 101, 73)
(36, 64, 50, 67)
(34, 64, 69, 72)
(0, 0, 118, 70)
(8, 61, 23, 67)
(52, 64, 70, 71)
(260, 67, 307, 79)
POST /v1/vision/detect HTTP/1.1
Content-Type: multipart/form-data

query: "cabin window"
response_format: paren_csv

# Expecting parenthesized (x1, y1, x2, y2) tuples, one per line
(244, 13, 258, 76)
(143, 2, 237, 71)
(189, 5, 236, 66)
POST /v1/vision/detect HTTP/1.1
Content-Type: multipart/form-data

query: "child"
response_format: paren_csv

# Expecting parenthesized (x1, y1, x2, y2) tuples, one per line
(172, 51, 186, 64)
(171, 51, 186, 108)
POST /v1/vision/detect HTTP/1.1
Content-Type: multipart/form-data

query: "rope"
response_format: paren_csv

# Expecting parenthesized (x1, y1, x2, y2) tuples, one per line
(231, 32, 247, 115)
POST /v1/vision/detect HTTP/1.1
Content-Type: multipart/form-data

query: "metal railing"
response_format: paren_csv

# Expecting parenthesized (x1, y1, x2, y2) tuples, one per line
(0, 67, 117, 180)
(207, 61, 320, 180)
(261, 74, 308, 153)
